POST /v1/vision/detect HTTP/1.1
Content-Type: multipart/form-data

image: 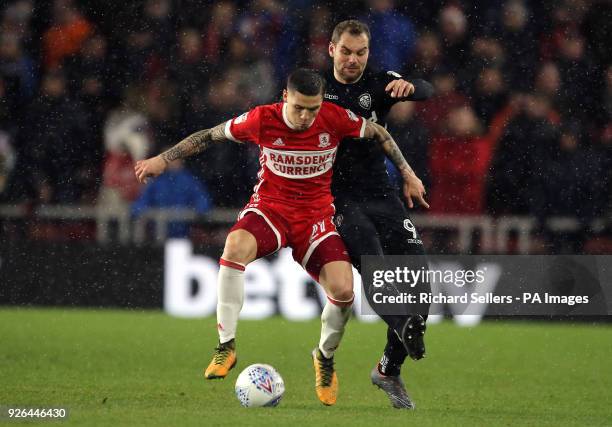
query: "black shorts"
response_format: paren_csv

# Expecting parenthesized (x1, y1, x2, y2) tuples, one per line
(334, 195, 426, 272)
(335, 195, 430, 317)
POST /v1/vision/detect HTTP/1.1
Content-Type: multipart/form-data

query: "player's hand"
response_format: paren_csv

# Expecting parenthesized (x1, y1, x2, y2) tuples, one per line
(385, 79, 415, 98)
(134, 155, 167, 184)
(403, 174, 429, 209)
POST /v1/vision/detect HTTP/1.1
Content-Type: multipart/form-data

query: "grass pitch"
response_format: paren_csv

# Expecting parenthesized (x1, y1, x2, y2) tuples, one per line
(1, 309, 611, 426)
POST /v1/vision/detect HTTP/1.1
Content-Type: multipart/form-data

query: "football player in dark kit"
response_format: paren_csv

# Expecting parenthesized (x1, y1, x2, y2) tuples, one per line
(325, 20, 434, 409)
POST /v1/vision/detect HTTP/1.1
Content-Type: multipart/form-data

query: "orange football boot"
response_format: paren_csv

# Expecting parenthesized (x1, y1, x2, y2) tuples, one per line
(204, 339, 237, 379)
(312, 348, 338, 405)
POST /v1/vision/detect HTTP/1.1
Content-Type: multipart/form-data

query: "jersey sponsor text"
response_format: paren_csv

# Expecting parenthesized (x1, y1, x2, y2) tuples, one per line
(263, 147, 337, 179)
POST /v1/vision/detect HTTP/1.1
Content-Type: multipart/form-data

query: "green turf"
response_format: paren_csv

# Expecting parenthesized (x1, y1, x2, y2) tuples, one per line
(0, 309, 611, 426)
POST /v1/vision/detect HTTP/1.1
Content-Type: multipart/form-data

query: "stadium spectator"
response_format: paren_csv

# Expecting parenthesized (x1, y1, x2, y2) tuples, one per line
(98, 97, 151, 213)
(581, 0, 612, 67)
(203, 1, 238, 65)
(532, 121, 609, 252)
(0, 130, 15, 198)
(141, 0, 175, 55)
(465, 37, 506, 94)
(20, 69, 93, 203)
(42, 0, 93, 69)
(236, 0, 287, 81)
(472, 66, 508, 126)
(534, 62, 562, 106)
(124, 24, 158, 83)
(554, 31, 598, 121)
(437, 5, 470, 75)
(415, 67, 469, 137)
(497, 0, 537, 91)
(591, 65, 612, 217)
(170, 27, 210, 120)
(595, 124, 612, 219)
(120, 0, 178, 87)
(604, 64, 612, 122)
(131, 158, 212, 238)
(0, 32, 36, 114)
(487, 93, 560, 216)
(64, 33, 119, 176)
(0, 76, 15, 133)
(409, 31, 443, 80)
(0, 75, 20, 201)
(532, 121, 607, 222)
(143, 77, 181, 153)
(182, 73, 258, 208)
(360, 0, 417, 72)
(429, 104, 513, 214)
(65, 33, 118, 107)
(305, 5, 332, 71)
(223, 34, 276, 104)
(386, 101, 430, 193)
(1, 0, 35, 47)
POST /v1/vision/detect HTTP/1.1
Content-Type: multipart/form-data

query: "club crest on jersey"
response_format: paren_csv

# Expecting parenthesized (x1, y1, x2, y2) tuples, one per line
(318, 133, 330, 148)
(358, 93, 372, 110)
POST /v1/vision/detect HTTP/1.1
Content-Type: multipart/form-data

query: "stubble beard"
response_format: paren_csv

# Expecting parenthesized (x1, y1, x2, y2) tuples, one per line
(335, 62, 364, 84)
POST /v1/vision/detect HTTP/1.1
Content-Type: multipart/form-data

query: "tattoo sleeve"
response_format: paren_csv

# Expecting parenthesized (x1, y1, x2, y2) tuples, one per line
(365, 121, 416, 178)
(160, 122, 228, 164)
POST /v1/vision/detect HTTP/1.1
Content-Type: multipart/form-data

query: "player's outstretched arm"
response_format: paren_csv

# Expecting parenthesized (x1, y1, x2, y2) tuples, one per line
(363, 121, 429, 209)
(134, 122, 228, 184)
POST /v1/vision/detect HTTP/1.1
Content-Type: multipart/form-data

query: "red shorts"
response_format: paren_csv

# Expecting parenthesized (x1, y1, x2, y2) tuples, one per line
(230, 201, 350, 281)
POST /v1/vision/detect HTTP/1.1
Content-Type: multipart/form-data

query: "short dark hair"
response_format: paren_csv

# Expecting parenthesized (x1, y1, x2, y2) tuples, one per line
(287, 68, 325, 96)
(331, 20, 371, 44)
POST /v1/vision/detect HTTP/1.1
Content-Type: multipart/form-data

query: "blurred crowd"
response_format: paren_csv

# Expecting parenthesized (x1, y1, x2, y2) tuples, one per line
(0, 0, 611, 227)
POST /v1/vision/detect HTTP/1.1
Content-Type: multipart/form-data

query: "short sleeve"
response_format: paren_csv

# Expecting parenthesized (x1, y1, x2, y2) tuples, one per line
(329, 105, 366, 139)
(224, 107, 262, 144)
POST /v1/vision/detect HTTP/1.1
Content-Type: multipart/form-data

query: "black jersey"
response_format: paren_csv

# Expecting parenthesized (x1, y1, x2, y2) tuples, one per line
(325, 68, 433, 201)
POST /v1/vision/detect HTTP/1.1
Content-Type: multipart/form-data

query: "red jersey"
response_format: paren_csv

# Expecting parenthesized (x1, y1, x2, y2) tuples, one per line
(224, 102, 366, 211)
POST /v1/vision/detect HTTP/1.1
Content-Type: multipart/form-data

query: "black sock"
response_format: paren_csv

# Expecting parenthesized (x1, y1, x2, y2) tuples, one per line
(379, 326, 407, 376)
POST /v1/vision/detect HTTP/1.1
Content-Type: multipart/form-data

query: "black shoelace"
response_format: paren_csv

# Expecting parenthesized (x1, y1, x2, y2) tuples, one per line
(213, 344, 232, 365)
(317, 355, 334, 386)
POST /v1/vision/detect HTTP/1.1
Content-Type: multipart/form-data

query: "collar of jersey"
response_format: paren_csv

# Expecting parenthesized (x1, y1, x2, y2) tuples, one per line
(281, 103, 298, 130)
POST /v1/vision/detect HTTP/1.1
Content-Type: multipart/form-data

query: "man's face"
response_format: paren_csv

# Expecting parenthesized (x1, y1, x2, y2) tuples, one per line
(282, 89, 323, 131)
(329, 32, 369, 83)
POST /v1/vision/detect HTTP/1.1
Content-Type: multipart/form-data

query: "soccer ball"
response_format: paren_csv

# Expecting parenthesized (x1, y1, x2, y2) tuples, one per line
(235, 364, 285, 407)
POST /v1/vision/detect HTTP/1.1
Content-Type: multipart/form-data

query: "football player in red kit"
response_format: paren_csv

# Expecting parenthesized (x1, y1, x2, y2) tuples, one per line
(135, 68, 427, 406)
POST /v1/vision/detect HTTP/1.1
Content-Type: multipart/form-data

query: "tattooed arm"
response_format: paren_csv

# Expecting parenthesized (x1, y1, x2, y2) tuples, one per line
(134, 122, 228, 183)
(363, 121, 429, 208)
